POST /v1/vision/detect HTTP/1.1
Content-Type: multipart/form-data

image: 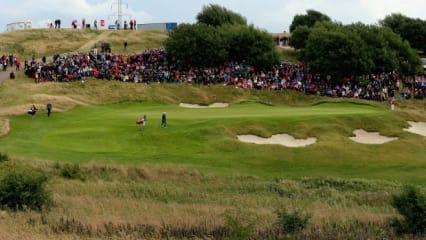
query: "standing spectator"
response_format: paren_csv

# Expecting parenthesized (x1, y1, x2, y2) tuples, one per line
(46, 102, 53, 117)
(72, 20, 76, 29)
(129, 19, 134, 30)
(94, 20, 98, 30)
(390, 97, 395, 111)
(82, 18, 86, 29)
(133, 19, 137, 30)
(3, 60, 7, 72)
(93, 43, 98, 55)
(124, 20, 128, 30)
(15, 58, 20, 71)
(58, 19, 61, 28)
(115, 20, 120, 30)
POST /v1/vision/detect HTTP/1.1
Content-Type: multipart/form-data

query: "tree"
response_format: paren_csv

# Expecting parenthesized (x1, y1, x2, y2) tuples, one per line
(220, 24, 279, 70)
(302, 22, 422, 82)
(303, 23, 372, 81)
(165, 23, 227, 68)
(166, 6, 279, 71)
(196, 4, 247, 27)
(288, 25, 311, 50)
(347, 23, 397, 73)
(378, 26, 422, 76)
(380, 14, 426, 53)
(289, 9, 331, 33)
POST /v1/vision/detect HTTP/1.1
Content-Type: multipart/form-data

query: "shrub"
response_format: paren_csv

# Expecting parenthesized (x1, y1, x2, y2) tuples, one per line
(60, 163, 84, 180)
(276, 208, 311, 234)
(0, 152, 9, 162)
(389, 186, 426, 235)
(0, 171, 52, 211)
(224, 210, 255, 240)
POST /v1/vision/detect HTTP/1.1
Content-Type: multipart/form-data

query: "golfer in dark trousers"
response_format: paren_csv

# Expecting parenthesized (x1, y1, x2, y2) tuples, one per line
(47, 102, 52, 117)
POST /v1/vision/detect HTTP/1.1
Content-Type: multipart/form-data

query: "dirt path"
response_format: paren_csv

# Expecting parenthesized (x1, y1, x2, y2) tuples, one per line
(76, 31, 111, 52)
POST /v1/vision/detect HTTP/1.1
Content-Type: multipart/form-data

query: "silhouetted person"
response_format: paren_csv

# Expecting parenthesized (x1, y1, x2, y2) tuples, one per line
(161, 112, 167, 127)
(46, 102, 52, 117)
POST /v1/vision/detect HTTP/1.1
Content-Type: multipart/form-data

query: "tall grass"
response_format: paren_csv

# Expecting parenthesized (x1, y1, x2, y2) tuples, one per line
(0, 159, 422, 239)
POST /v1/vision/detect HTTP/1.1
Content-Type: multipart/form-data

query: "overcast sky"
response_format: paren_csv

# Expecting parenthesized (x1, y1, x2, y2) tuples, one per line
(1, 0, 425, 32)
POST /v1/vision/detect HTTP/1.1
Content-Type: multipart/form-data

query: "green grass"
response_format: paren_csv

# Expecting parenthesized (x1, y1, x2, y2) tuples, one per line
(1, 100, 424, 184)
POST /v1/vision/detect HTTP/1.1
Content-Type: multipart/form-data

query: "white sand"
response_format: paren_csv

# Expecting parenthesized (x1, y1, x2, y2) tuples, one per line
(237, 134, 317, 148)
(0, 119, 10, 137)
(349, 129, 398, 144)
(403, 121, 426, 137)
(179, 103, 229, 108)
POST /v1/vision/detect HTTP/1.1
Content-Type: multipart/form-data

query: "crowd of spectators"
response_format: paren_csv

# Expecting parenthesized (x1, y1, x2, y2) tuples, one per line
(22, 49, 426, 101)
(1, 54, 21, 71)
(1, 54, 21, 79)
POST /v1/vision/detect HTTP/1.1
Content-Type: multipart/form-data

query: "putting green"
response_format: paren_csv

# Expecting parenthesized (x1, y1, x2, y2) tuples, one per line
(1, 101, 425, 183)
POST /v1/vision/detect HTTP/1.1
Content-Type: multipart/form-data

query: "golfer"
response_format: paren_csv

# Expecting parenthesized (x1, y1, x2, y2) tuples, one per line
(161, 112, 167, 127)
(46, 102, 52, 117)
(28, 104, 38, 118)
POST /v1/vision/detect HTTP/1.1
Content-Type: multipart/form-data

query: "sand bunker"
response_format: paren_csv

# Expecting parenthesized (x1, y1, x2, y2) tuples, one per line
(237, 134, 317, 148)
(349, 129, 398, 144)
(179, 103, 229, 108)
(403, 121, 426, 137)
(0, 119, 10, 137)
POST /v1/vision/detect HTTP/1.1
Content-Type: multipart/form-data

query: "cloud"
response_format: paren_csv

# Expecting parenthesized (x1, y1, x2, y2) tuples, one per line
(0, 0, 425, 32)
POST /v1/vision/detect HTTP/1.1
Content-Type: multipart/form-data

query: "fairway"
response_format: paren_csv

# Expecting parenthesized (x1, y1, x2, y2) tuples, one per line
(1, 101, 424, 183)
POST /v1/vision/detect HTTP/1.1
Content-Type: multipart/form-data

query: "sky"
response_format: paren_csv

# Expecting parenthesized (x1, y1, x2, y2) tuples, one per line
(1, 0, 425, 32)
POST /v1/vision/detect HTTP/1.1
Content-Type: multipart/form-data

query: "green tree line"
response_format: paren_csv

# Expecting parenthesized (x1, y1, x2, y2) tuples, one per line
(166, 5, 423, 85)
(165, 4, 279, 71)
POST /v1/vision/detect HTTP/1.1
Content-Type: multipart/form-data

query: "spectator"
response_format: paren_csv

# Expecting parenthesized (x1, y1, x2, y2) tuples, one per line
(129, 19, 134, 30)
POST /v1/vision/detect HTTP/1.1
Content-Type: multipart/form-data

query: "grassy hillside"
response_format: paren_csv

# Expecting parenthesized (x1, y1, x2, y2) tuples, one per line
(0, 29, 167, 59)
(0, 29, 425, 239)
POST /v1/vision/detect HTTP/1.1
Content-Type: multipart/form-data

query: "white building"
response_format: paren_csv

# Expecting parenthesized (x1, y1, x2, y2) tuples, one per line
(6, 21, 32, 31)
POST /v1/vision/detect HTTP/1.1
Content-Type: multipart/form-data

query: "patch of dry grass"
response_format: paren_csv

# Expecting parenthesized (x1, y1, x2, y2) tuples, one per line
(0, 29, 167, 60)
(0, 118, 9, 136)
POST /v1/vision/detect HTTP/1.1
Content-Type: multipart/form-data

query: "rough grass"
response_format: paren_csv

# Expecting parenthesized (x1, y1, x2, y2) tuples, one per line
(0, 159, 421, 239)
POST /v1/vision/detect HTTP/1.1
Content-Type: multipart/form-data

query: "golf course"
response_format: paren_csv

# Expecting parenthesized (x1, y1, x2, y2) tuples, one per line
(0, 29, 425, 239)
